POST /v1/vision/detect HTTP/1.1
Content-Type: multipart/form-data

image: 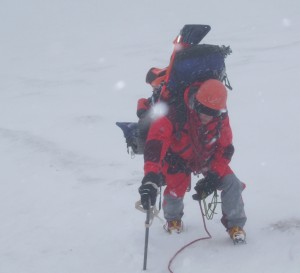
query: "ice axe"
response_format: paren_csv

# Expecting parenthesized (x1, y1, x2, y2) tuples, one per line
(135, 199, 163, 270)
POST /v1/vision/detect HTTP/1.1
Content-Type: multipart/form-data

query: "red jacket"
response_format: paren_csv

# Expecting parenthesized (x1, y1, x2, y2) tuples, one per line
(143, 87, 234, 178)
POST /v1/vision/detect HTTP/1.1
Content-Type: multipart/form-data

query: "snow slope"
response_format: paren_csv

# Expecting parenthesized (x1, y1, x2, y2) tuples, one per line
(0, 0, 300, 272)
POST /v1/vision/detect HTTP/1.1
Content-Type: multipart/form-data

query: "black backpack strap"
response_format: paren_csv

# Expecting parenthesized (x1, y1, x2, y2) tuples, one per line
(222, 73, 233, 90)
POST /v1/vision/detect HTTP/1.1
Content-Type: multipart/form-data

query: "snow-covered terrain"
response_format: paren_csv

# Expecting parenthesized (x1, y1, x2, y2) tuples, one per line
(1, 0, 300, 272)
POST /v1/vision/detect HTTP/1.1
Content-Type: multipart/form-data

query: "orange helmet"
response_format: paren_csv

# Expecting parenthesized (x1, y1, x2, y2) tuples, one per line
(146, 67, 167, 88)
(150, 75, 165, 88)
(195, 79, 227, 111)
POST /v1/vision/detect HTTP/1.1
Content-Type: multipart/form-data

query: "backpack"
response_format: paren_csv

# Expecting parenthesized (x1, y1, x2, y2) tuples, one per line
(116, 25, 232, 155)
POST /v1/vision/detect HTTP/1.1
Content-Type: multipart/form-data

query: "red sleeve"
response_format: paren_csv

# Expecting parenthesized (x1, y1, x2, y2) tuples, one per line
(136, 98, 150, 118)
(144, 116, 173, 175)
(209, 115, 234, 177)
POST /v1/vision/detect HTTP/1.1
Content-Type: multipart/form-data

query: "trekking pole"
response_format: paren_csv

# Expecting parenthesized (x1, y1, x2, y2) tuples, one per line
(143, 198, 151, 270)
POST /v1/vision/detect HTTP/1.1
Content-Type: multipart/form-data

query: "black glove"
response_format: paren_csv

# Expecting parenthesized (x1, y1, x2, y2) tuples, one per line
(139, 172, 161, 210)
(192, 172, 221, 201)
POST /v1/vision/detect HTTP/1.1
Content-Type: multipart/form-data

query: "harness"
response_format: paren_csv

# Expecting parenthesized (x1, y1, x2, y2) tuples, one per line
(164, 150, 191, 174)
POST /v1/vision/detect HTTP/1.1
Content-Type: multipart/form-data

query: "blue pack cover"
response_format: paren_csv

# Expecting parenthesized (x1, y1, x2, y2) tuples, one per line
(167, 44, 231, 94)
(116, 122, 138, 144)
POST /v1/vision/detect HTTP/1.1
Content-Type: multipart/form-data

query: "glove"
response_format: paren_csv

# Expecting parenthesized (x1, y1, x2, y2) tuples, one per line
(192, 172, 221, 201)
(139, 172, 161, 210)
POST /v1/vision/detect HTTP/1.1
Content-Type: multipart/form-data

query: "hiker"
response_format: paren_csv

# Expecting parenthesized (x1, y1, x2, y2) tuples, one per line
(138, 79, 247, 243)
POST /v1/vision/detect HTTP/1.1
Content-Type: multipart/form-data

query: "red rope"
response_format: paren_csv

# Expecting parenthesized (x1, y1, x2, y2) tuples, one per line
(167, 201, 212, 273)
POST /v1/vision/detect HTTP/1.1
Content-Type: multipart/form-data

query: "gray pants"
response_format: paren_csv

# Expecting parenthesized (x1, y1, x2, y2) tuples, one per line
(163, 173, 247, 229)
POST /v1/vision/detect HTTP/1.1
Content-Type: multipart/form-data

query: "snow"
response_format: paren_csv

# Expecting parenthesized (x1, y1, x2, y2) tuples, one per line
(0, 0, 300, 272)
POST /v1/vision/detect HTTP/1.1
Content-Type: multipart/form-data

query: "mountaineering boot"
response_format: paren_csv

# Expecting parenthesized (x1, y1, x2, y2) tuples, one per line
(228, 226, 246, 244)
(164, 220, 183, 234)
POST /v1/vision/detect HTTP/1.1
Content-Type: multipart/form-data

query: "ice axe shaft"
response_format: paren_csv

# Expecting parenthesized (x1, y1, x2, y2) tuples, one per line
(135, 199, 163, 270)
(143, 199, 151, 270)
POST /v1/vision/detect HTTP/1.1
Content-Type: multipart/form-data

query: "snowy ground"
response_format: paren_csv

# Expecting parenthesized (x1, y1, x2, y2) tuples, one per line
(1, 0, 300, 272)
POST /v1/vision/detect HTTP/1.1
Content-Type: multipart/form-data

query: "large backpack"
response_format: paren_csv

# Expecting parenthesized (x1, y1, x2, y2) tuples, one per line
(116, 25, 232, 155)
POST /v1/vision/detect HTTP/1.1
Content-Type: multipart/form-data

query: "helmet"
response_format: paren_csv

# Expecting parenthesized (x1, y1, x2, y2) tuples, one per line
(150, 75, 166, 88)
(146, 67, 167, 88)
(195, 79, 227, 110)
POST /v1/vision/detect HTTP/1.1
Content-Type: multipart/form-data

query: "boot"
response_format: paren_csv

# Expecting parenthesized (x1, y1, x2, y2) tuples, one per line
(163, 220, 183, 234)
(228, 226, 246, 244)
